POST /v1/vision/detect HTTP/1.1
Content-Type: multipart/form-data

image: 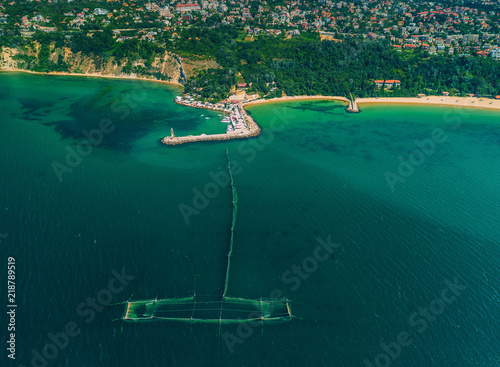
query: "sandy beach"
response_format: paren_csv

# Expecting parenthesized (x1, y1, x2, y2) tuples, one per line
(0, 68, 184, 88)
(243, 95, 500, 112)
(357, 96, 500, 111)
(243, 95, 350, 107)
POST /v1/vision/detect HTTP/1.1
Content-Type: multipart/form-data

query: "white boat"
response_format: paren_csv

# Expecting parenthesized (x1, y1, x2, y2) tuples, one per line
(221, 117, 231, 123)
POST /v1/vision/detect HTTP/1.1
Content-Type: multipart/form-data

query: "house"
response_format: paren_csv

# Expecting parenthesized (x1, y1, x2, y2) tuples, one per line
(375, 80, 401, 88)
(94, 8, 109, 15)
(442, 91, 450, 96)
(490, 48, 500, 59)
(158, 7, 171, 17)
(385, 80, 401, 88)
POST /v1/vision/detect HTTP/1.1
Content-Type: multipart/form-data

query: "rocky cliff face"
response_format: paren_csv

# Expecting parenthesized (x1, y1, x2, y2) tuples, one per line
(0, 44, 183, 84)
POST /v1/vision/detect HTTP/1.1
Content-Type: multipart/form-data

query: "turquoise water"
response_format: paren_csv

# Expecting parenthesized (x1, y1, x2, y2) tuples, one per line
(1, 72, 499, 366)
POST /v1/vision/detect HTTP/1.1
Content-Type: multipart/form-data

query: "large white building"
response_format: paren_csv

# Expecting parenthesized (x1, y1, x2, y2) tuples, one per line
(94, 8, 108, 15)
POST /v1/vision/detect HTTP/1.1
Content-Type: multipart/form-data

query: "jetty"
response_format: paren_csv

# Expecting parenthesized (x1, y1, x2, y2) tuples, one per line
(346, 93, 360, 113)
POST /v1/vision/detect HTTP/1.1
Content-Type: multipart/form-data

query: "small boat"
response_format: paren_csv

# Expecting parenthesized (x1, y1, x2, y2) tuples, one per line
(205, 117, 210, 119)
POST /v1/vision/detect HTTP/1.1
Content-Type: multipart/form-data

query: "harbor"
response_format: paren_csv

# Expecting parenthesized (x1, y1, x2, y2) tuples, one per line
(162, 97, 261, 145)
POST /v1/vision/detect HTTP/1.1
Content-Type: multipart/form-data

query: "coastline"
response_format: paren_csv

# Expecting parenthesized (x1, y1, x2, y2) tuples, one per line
(2, 69, 498, 111)
(0, 68, 184, 88)
(4, 69, 498, 146)
(243, 95, 350, 107)
(356, 96, 500, 111)
(243, 95, 500, 111)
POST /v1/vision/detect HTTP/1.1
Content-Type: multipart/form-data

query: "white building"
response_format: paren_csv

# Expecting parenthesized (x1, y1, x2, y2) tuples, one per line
(94, 8, 109, 16)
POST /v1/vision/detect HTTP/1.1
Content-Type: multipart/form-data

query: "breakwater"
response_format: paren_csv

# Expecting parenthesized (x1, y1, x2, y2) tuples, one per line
(346, 92, 360, 113)
(161, 110, 261, 146)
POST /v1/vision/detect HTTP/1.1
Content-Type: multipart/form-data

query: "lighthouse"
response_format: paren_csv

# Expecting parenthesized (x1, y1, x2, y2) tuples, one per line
(171, 128, 175, 139)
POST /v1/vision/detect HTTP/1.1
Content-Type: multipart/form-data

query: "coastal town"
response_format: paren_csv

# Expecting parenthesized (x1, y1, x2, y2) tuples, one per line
(1, 0, 499, 104)
(1, 0, 500, 58)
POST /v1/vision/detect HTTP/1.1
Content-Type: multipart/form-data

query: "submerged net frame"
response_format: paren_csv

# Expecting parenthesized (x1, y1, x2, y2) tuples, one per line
(122, 149, 294, 324)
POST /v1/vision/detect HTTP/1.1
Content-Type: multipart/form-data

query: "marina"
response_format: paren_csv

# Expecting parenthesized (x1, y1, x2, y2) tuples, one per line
(163, 97, 261, 145)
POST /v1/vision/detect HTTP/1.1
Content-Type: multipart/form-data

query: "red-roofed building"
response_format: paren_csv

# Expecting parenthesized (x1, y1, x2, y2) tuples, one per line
(175, 3, 200, 12)
(375, 80, 401, 88)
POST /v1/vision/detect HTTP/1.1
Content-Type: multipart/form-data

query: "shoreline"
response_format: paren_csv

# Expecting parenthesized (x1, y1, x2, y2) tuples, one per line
(0, 68, 184, 88)
(243, 95, 500, 111)
(2, 70, 498, 111)
(243, 95, 350, 107)
(356, 96, 500, 111)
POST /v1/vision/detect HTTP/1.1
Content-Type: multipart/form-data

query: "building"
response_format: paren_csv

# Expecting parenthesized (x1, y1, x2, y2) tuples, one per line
(94, 8, 108, 15)
(490, 48, 500, 59)
(374, 80, 401, 88)
(176, 3, 201, 12)
(158, 7, 171, 17)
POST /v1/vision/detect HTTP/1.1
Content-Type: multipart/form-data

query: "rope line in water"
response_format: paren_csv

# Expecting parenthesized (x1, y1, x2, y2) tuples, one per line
(222, 148, 237, 298)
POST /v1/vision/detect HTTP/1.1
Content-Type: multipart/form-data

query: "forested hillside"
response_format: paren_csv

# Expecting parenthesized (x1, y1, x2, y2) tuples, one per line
(2, 25, 499, 99)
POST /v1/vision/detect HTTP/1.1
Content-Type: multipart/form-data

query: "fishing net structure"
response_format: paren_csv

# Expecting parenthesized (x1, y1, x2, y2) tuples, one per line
(122, 149, 293, 324)
(122, 295, 292, 323)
